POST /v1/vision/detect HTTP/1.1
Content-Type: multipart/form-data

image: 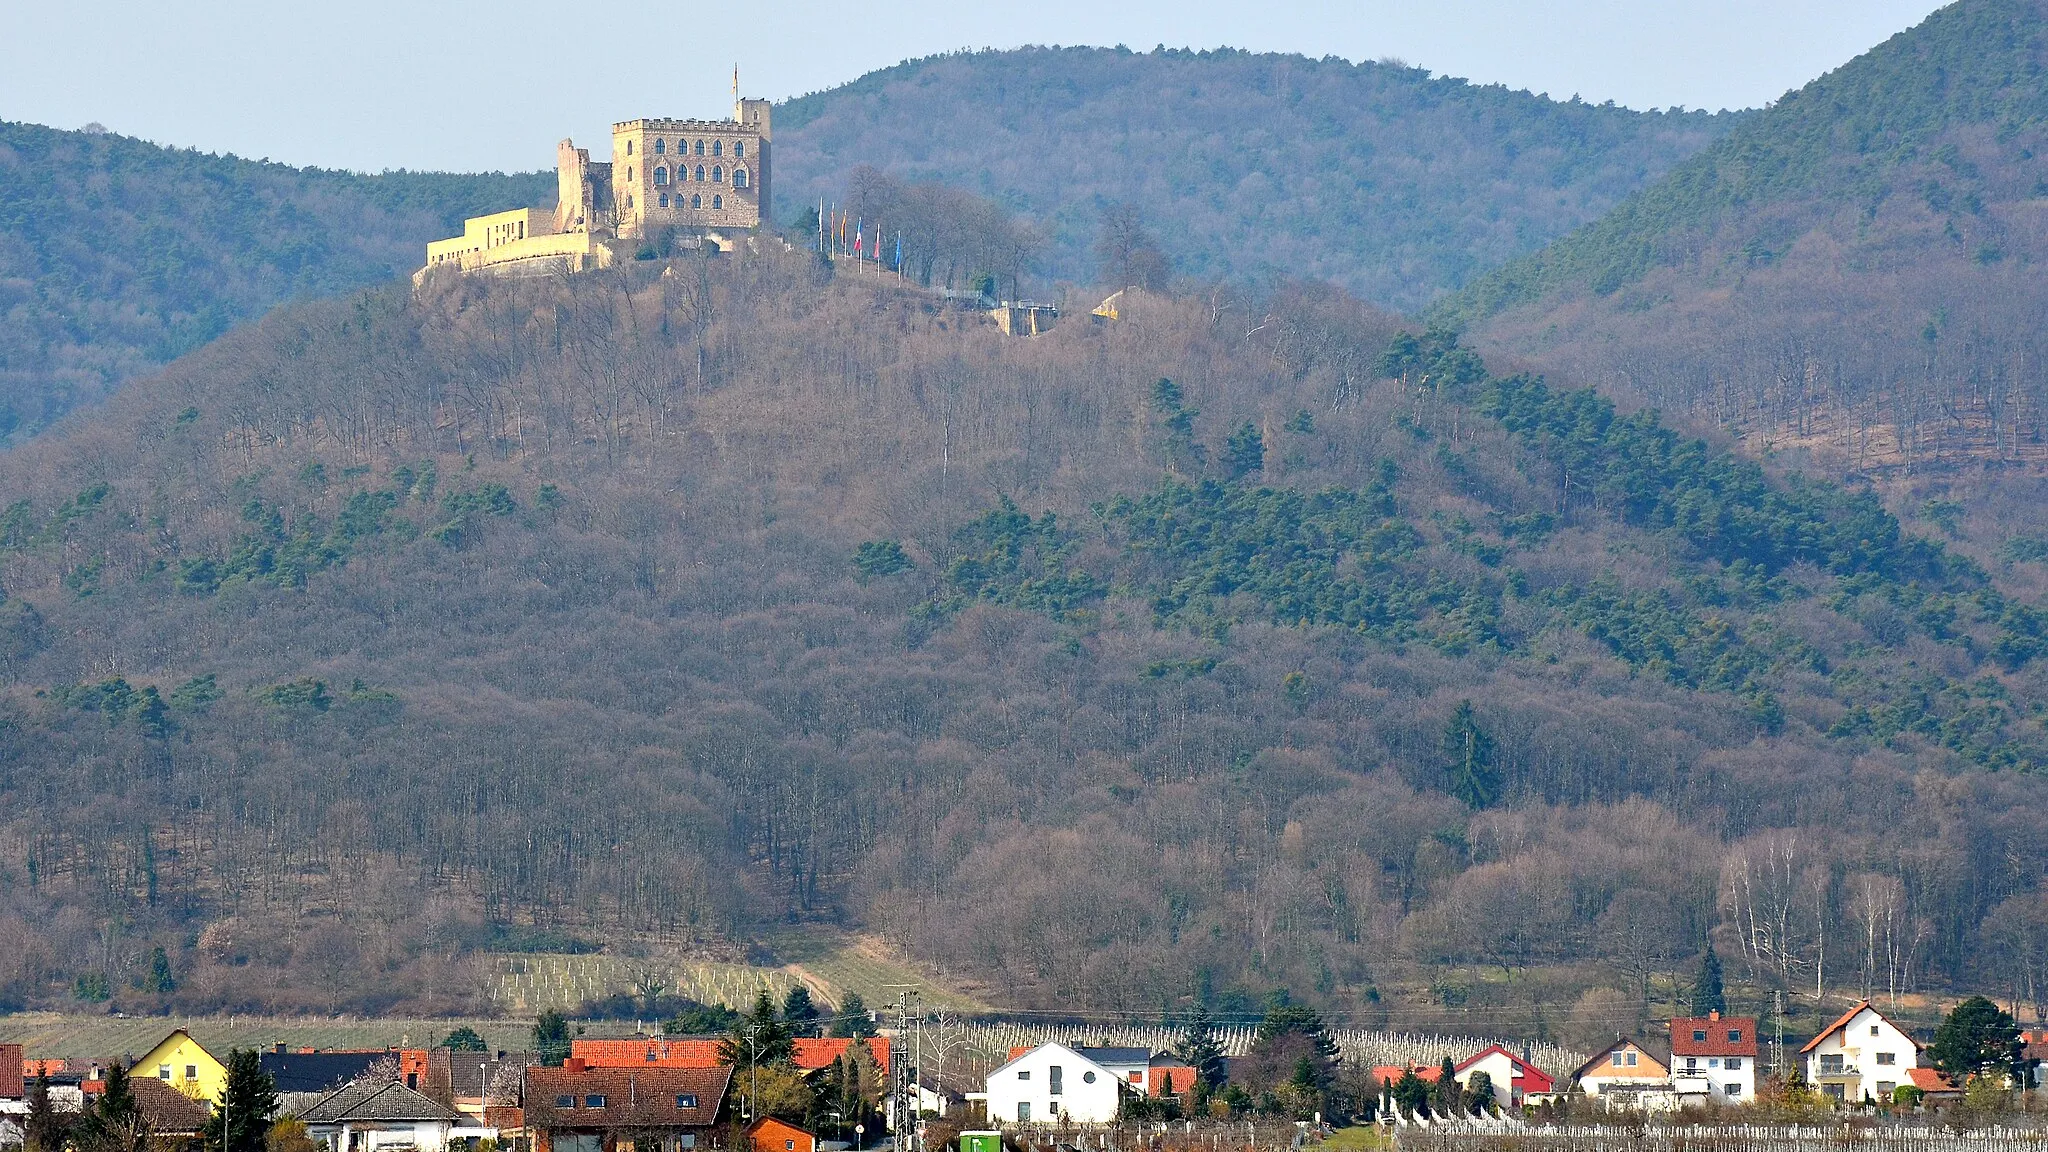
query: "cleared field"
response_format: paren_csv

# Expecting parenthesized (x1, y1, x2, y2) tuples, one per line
(0, 1013, 538, 1059)
(762, 930, 992, 1014)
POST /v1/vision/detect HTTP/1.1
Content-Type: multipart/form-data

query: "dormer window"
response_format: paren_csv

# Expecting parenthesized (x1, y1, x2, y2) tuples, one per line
(1693, 1030, 1706, 1042)
(556, 1095, 574, 1108)
(677, 1094, 698, 1108)
(585, 1095, 606, 1108)
(1728, 1030, 1742, 1042)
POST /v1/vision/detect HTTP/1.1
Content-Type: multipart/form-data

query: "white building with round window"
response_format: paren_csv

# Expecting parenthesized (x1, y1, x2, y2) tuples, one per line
(980, 1043, 1124, 1125)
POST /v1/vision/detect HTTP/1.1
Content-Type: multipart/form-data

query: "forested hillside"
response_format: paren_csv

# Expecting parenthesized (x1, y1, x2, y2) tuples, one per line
(0, 121, 549, 437)
(1448, 0, 2048, 473)
(775, 47, 1731, 308)
(3, 249, 2048, 1038)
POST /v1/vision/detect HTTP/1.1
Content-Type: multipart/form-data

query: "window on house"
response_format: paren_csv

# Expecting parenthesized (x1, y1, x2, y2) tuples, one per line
(1876, 1053, 1896, 1065)
(785, 1142, 795, 1150)
(654, 167, 668, 185)
(696, 166, 705, 181)
(1611, 1054, 1623, 1067)
(1726, 1058, 1742, 1070)
(1017, 1102, 1030, 1122)
(735, 142, 745, 157)
(186, 1066, 197, 1080)
(1693, 1030, 1706, 1042)
(659, 194, 669, 207)
(647, 1051, 658, 1062)
(1625, 1052, 1638, 1067)
(677, 1094, 698, 1108)
(695, 139, 705, 155)
(680, 1138, 695, 1149)
(1871, 1026, 1880, 1036)
(1017, 1070, 1030, 1081)
(712, 195, 722, 209)
(735, 169, 748, 188)
(712, 166, 723, 183)
(158, 1066, 171, 1080)
(626, 195, 634, 210)
(1685, 1058, 1698, 1071)
(1708, 1058, 1720, 1069)
(655, 139, 666, 154)
(556, 1096, 575, 1108)
(1877, 1081, 1896, 1097)
(585, 1095, 606, 1108)
(626, 140, 634, 155)
(1049, 1065, 1063, 1095)
(712, 140, 722, 157)
(691, 195, 702, 209)
(1728, 1030, 1742, 1042)
(1724, 1083, 1741, 1097)
(1819, 1055, 1845, 1073)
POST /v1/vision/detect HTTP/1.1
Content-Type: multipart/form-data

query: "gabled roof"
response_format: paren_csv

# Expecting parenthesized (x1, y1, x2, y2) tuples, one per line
(1907, 1067, 1959, 1094)
(1797, 1001, 1920, 1056)
(524, 1066, 731, 1130)
(131, 1076, 211, 1134)
(1570, 1038, 1671, 1083)
(986, 1043, 1113, 1080)
(298, 1079, 463, 1125)
(1369, 1064, 1443, 1084)
(260, 1051, 386, 1093)
(568, 1038, 890, 1074)
(1454, 1045, 1555, 1091)
(1670, 1014, 1758, 1057)
(1071, 1047, 1151, 1066)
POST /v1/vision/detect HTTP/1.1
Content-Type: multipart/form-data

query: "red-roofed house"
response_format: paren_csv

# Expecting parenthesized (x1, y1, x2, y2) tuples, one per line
(525, 1063, 731, 1152)
(1799, 1000, 1919, 1104)
(1454, 1046, 1556, 1107)
(1906, 1067, 1961, 1102)
(748, 1117, 817, 1152)
(1669, 1010, 1758, 1102)
(569, 1038, 890, 1076)
(1370, 1064, 1444, 1087)
(1146, 1062, 1198, 1097)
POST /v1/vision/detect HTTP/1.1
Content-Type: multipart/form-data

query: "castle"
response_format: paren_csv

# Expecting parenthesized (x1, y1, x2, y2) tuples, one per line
(421, 94, 771, 279)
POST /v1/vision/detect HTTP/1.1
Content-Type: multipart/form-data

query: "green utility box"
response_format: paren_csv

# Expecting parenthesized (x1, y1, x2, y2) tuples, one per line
(961, 1132, 1003, 1152)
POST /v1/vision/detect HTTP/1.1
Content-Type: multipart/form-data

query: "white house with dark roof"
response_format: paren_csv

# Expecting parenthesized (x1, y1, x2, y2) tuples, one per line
(295, 1079, 474, 1152)
(982, 1043, 1122, 1125)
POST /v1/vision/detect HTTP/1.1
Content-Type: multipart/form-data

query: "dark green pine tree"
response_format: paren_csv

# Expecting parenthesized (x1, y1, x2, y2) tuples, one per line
(74, 1062, 148, 1152)
(1442, 700, 1498, 809)
(533, 1010, 572, 1066)
(142, 946, 175, 995)
(781, 985, 820, 1037)
(829, 992, 877, 1039)
(1177, 1004, 1229, 1089)
(1928, 995, 2026, 1086)
(721, 989, 796, 1068)
(26, 1071, 66, 1152)
(1224, 422, 1265, 480)
(199, 1050, 277, 1152)
(1689, 944, 1726, 1015)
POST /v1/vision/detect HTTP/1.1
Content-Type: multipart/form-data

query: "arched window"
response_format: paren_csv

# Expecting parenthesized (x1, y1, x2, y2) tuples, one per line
(694, 139, 704, 155)
(712, 195, 722, 210)
(711, 140, 722, 157)
(734, 168, 748, 188)
(695, 166, 705, 182)
(654, 139, 666, 154)
(658, 193, 669, 208)
(626, 167, 634, 183)
(626, 140, 634, 155)
(711, 166, 722, 183)
(690, 194, 702, 209)
(735, 141, 745, 158)
(626, 194, 635, 209)
(653, 167, 668, 186)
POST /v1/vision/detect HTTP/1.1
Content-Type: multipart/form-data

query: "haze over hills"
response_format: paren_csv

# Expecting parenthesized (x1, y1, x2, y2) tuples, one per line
(0, 121, 550, 438)
(773, 47, 1733, 307)
(1449, 0, 2048, 474)
(3, 250, 2047, 1037)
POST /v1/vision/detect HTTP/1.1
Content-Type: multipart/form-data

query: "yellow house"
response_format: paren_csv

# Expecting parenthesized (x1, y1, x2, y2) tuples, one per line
(135, 1029, 226, 1103)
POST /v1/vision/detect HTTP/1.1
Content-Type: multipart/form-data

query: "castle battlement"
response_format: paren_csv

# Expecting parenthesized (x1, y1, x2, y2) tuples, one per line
(418, 90, 772, 282)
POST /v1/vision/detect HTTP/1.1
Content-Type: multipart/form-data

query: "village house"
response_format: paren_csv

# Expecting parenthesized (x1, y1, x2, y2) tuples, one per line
(569, 1038, 889, 1077)
(131, 1076, 214, 1144)
(1569, 1038, 1675, 1111)
(1799, 1000, 1920, 1103)
(524, 1062, 731, 1152)
(747, 1116, 817, 1152)
(1669, 1011, 1757, 1103)
(136, 1030, 228, 1104)
(1454, 1045, 1556, 1107)
(294, 1078, 473, 1152)
(981, 1043, 1122, 1125)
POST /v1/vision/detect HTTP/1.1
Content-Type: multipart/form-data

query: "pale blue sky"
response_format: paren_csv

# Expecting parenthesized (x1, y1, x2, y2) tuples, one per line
(2, 0, 1946, 173)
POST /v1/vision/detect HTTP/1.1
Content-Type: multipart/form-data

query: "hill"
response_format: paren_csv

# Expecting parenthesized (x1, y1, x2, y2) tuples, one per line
(774, 47, 1732, 309)
(3, 251, 2047, 1040)
(1447, 0, 2048, 473)
(0, 121, 550, 437)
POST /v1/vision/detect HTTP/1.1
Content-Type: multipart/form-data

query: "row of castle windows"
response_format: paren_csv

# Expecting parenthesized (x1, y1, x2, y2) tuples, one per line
(648, 166, 747, 188)
(625, 138, 744, 158)
(657, 193, 723, 210)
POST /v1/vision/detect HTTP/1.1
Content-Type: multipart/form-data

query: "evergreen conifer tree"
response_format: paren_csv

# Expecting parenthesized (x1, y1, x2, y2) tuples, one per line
(1929, 995, 2026, 1086)
(829, 992, 877, 1039)
(199, 1050, 277, 1152)
(533, 1010, 572, 1066)
(26, 1071, 66, 1152)
(1689, 944, 1726, 1015)
(1441, 701, 1497, 808)
(781, 985, 820, 1036)
(1177, 1004, 1228, 1088)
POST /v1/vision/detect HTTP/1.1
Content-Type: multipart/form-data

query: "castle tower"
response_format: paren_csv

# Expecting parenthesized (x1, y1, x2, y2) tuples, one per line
(609, 92, 772, 242)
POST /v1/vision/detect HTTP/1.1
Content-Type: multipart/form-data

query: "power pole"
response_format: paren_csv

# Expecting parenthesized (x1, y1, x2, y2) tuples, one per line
(1773, 990, 1786, 1078)
(885, 985, 922, 1152)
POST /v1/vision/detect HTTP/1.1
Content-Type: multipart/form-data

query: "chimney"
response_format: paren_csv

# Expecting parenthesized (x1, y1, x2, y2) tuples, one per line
(275, 1043, 287, 1054)
(1709, 1010, 1720, 1021)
